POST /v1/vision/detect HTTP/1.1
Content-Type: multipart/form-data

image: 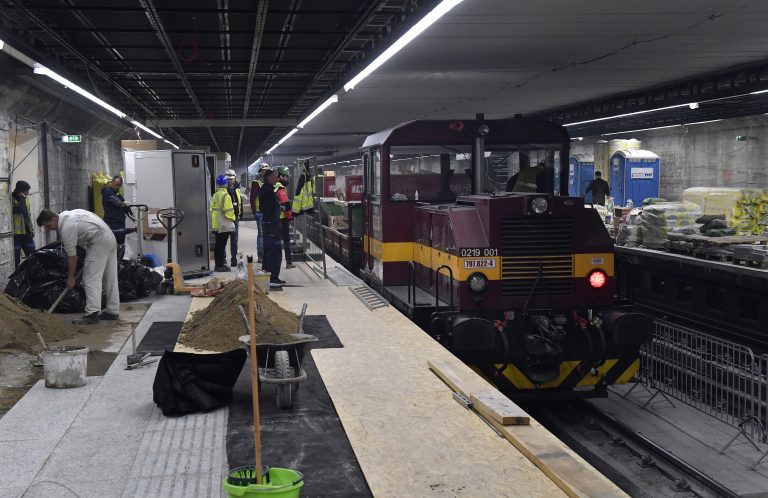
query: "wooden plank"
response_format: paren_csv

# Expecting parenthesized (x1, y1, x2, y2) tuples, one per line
(429, 359, 626, 498)
(470, 392, 530, 425)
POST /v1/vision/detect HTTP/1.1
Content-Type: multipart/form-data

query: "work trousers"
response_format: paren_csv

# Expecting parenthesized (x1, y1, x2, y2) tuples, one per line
(262, 222, 282, 280)
(229, 219, 239, 264)
(214, 231, 231, 268)
(281, 218, 292, 265)
(83, 231, 119, 315)
(14, 233, 35, 268)
(105, 219, 126, 244)
(255, 214, 264, 260)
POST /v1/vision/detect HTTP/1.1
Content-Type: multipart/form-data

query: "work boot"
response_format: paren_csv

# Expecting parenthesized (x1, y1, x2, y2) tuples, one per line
(99, 312, 119, 321)
(230, 258, 237, 267)
(73, 313, 100, 325)
(214, 265, 231, 272)
(285, 263, 296, 269)
(270, 277, 286, 286)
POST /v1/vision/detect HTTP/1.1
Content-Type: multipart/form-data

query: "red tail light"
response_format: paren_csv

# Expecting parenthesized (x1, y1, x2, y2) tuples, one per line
(588, 270, 607, 289)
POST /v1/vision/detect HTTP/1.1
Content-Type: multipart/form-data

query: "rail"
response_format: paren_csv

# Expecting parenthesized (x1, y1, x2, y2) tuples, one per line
(624, 319, 768, 467)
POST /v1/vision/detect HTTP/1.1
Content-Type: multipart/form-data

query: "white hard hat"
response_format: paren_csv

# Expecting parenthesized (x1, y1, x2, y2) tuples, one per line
(225, 169, 237, 178)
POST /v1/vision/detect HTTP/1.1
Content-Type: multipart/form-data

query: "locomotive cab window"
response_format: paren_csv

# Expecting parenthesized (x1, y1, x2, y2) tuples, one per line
(388, 145, 471, 202)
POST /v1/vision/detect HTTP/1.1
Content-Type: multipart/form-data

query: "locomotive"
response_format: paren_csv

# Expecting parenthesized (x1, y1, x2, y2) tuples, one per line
(320, 115, 651, 399)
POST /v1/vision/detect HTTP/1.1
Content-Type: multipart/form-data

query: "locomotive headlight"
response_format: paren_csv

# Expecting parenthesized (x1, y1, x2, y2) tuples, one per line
(467, 272, 488, 293)
(531, 197, 548, 214)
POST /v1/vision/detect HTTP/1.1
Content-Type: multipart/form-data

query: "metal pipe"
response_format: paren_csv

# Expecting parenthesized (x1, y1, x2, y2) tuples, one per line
(472, 113, 486, 194)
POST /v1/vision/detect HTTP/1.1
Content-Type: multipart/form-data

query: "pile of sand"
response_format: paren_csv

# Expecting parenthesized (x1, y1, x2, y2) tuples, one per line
(0, 292, 85, 354)
(179, 280, 300, 352)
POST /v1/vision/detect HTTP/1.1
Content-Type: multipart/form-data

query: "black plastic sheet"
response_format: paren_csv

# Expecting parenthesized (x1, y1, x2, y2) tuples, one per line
(153, 349, 247, 417)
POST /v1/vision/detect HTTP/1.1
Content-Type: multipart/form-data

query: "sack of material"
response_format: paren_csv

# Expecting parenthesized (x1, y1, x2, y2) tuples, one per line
(152, 349, 247, 417)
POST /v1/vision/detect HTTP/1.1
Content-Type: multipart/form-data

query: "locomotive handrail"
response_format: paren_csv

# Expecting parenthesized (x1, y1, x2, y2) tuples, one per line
(435, 264, 455, 311)
(407, 261, 416, 305)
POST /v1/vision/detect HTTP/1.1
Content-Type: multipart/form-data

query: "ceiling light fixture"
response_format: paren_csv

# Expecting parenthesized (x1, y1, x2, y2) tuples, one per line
(564, 102, 696, 127)
(33, 66, 126, 118)
(163, 139, 179, 149)
(277, 128, 299, 145)
(688, 102, 699, 109)
(343, 0, 464, 91)
(132, 120, 163, 139)
(0, 39, 4, 50)
(751, 89, 768, 95)
(600, 119, 722, 136)
(298, 95, 339, 128)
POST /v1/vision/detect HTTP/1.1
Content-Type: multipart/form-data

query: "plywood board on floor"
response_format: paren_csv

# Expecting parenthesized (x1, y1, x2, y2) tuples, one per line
(429, 360, 626, 498)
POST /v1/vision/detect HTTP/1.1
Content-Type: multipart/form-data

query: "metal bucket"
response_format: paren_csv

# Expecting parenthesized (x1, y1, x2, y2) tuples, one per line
(42, 346, 88, 388)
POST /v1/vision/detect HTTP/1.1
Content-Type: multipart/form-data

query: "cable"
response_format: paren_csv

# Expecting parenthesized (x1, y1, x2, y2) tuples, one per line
(20, 480, 81, 497)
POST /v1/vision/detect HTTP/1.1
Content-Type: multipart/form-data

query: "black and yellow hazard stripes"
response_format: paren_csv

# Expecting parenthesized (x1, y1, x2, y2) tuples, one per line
(475, 357, 639, 392)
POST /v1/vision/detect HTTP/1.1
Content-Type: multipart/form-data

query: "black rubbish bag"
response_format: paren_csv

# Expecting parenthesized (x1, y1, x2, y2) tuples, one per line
(117, 260, 162, 302)
(152, 349, 247, 417)
(5, 241, 87, 312)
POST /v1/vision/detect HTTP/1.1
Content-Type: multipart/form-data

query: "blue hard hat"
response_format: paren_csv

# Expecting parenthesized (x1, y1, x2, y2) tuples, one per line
(216, 175, 227, 186)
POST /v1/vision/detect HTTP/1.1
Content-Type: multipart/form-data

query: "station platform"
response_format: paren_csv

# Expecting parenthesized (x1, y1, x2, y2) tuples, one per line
(0, 221, 625, 497)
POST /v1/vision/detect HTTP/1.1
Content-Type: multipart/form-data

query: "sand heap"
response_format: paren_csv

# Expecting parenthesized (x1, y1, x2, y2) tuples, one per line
(179, 280, 300, 352)
(0, 292, 85, 354)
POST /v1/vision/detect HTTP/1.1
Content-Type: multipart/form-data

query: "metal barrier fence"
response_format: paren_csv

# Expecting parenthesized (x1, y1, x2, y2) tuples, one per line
(293, 212, 327, 278)
(626, 319, 768, 466)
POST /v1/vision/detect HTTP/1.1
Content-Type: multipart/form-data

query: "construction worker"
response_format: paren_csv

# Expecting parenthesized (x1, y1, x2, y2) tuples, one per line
(101, 175, 134, 245)
(585, 171, 611, 206)
(11, 180, 35, 268)
(225, 169, 243, 267)
(36, 208, 119, 324)
(210, 175, 236, 272)
(258, 166, 285, 286)
(276, 166, 295, 269)
(292, 160, 315, 216)
(250, 165, 269, 262)
(506, 160, 545, 193)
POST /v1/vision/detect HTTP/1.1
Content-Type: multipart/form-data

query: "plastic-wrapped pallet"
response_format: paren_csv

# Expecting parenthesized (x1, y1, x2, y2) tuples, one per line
(682, 187, 768, 235)
(640, 202, 702, 249)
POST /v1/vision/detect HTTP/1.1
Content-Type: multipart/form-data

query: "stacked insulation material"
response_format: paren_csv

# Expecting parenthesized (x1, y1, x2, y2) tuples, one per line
(682, 188, 768, 235)
(640, 202, 702, 249)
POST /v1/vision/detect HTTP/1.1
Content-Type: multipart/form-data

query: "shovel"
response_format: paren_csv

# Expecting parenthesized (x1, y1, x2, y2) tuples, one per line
(47, 269, 83, 314)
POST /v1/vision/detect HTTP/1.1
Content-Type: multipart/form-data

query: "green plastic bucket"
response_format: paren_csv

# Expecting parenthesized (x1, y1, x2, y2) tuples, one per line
(223, 467, 304, 498)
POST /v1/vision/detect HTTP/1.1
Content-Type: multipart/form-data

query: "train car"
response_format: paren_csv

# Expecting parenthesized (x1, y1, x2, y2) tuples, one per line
(351, 115, 651, 399)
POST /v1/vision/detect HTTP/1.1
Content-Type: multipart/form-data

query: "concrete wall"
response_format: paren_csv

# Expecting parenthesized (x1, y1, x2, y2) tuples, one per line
(0, 54, 126, 286)
(570, 115, 768, 201)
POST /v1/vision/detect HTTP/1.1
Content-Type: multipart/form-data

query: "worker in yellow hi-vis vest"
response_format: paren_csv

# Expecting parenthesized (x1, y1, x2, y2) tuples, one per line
(210, 175, 236, 272)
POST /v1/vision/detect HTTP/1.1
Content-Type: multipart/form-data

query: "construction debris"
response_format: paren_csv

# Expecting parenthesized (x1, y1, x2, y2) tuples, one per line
(178, 280, 299, 352)
(0, 292, 85, 354)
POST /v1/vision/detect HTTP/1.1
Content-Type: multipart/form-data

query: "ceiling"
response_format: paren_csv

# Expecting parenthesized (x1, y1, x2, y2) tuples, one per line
(2, 0, 768, 172)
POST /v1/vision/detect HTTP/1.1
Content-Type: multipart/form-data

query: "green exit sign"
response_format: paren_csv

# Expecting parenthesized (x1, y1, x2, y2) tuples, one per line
(61, 135, 82, 143)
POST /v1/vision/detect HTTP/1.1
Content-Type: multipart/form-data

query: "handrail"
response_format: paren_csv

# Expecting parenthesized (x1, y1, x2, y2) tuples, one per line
(407, 261, 416, 305)
(434, 264, 455, 310)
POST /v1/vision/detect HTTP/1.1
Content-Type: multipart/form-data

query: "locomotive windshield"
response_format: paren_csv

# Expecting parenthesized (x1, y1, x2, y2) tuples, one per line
(387, 143, 563, 201)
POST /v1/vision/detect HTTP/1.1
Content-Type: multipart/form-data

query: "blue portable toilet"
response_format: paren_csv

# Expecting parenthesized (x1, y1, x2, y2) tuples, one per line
(568, 153, 594, 201)
(609, 150, 660, 206)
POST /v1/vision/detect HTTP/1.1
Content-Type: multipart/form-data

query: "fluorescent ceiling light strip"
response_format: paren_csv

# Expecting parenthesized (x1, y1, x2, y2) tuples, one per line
(132, 120, 163, 139)
(298, 95, 339, 128)
(601, 119, 722, 136)
(565, 102, 695, 127)
(0, 39, 4, 50)
(343, 0, 464, 91)
(277, 128, 299, 145)
(751, 89, 768, 95)
(163, 139, 179, 149)
(33, 66, 126, 118)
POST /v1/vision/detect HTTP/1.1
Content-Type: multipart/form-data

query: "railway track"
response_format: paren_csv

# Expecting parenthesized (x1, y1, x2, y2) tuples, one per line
(527, 400, 739, 498)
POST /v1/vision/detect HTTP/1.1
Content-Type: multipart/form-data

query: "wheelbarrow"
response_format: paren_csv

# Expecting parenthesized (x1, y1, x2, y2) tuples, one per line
(237, 304, 317, 409)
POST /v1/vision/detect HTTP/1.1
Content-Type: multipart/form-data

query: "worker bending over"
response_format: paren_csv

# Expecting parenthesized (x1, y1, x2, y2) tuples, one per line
(276, 166, 295, 269)
(210, 175, 236, 272)
(37, 208, 119, 325)
(225, 169, 243, 267)
(258, 166, 285, 286)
